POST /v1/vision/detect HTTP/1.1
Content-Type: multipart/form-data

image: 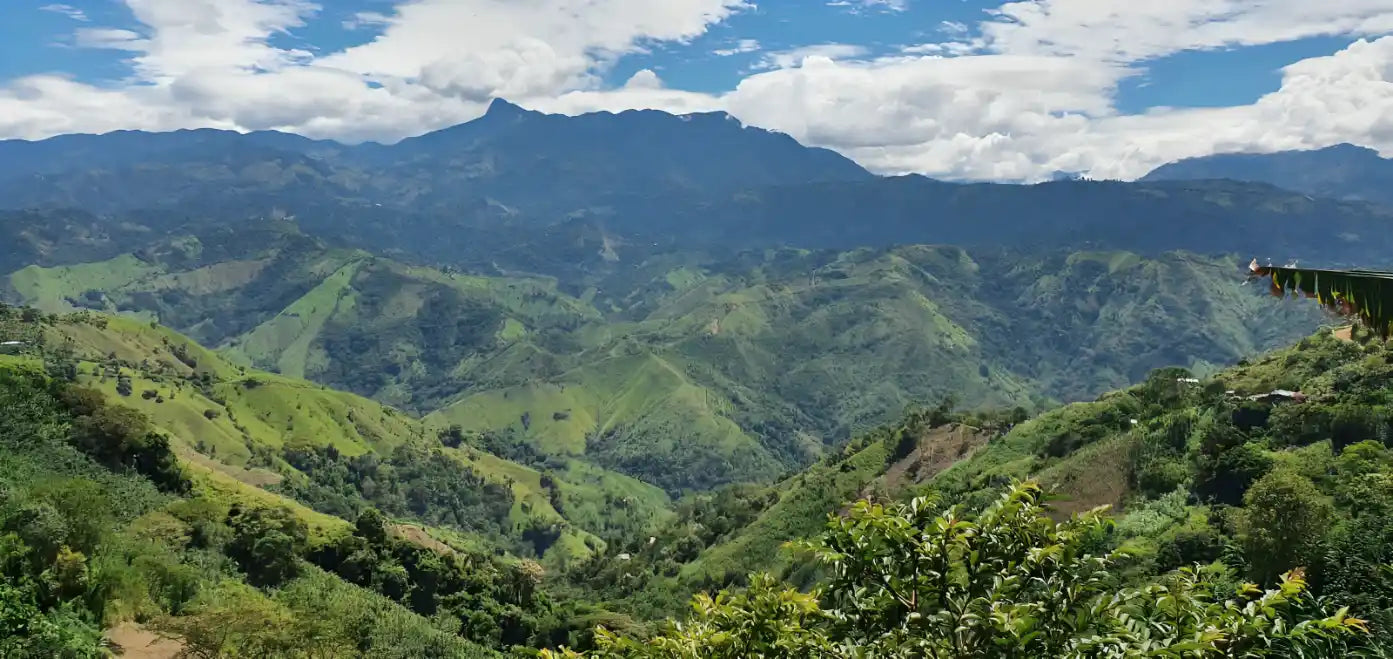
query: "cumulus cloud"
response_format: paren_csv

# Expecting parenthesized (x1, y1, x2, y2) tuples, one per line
(319, 0, 750, 98)
(754, 43, 870, 70)
(3, 0, 1393, 181)
(978, 0, 1393, 62)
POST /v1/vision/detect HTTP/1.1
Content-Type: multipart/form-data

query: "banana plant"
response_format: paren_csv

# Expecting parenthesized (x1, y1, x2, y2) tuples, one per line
(1249, 259, 1393, 338)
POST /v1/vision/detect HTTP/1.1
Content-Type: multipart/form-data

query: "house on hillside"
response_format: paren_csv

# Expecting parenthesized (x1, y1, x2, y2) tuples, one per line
(0, 341, 26, 355)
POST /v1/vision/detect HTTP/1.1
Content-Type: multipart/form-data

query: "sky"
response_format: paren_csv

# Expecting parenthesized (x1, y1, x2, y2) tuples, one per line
(2, 0, 1392, 181)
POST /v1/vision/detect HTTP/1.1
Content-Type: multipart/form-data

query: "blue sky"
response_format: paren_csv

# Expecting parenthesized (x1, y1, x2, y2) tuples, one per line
(2, 0, 1393, 181)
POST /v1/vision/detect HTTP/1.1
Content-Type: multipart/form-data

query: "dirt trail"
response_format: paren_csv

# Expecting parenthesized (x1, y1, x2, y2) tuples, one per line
(105, 623, 184, 659)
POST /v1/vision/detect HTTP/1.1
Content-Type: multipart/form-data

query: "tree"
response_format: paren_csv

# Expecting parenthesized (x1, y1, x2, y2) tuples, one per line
(155, 581, 299, 659)
(225, 506, 308, 588)
(1240, 470, 1334, 583)
(543, 482, 1370, 658)
(356, 508, 389, 547)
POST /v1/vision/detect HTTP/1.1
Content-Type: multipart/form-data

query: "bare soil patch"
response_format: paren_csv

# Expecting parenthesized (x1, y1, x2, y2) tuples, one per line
(105, 623, 184, 659)
(393, 523, 455, 555)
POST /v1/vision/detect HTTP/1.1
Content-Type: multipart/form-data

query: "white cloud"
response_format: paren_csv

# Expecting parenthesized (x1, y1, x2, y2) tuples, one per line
(319, 0, 750, 101)
(978, 0, 1393, 62)
(73, 28, 146, 51)
(342, 11, 391, 31)
(827, 0, 910, 14)
(3, 0, 1393, 182)
(755, 43, 870, 70)
(713, 38, 761, 56)
(40, 4, 89, 21)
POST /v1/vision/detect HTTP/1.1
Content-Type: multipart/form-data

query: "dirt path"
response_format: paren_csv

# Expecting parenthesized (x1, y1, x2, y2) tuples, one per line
(105, 623, 184, 659)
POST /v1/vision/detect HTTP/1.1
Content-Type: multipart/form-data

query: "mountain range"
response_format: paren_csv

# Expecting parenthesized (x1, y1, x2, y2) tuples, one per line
(4, 102, 1391, 497)
(1142, 143, 1393, 207)
(4, 103, 1392, 276)
(5, 100, 1393, 656)
(1, 217, 1326, 494)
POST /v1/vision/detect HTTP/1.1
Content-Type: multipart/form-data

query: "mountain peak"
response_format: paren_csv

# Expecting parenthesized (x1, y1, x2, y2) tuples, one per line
(485, 98, 527, 117)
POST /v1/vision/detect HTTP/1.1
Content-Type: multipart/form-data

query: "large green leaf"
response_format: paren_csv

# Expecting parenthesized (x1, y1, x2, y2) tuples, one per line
(1250, 260, 1393, 337)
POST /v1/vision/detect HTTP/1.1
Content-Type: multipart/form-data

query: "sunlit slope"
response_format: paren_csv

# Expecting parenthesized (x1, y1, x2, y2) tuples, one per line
(39, 312, 669, 563)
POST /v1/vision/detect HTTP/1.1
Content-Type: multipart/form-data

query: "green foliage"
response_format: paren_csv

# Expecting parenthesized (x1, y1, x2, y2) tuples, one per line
(548, 482, 1371, 658)
(275, 442, 516, 541)
(309, 508, 565, 652)
(0, 583, 104, 659)
(1240, 470, 1334, 583)
(225, 505, 309, 587)
(1, 340, 510, 657)
(67, 393, 189, 493)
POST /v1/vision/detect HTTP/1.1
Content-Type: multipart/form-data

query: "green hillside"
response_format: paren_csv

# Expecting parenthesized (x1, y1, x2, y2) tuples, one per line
(0, 329, 500, 656)
(567, 326, 1393, 640)
(18, 309, 671, 568)
(4, 228, 1325, 494)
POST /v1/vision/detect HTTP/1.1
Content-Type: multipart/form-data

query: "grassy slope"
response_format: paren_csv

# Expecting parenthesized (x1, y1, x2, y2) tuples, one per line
(40, 313, 670, 564)
(222, 256, 366, 378)
(8, 254, 162, 315)
(0, 352, 497, 658)
(7, 240, 1323, 496)
(427, 352, 775, 492)
(663, 332, 1352, 592)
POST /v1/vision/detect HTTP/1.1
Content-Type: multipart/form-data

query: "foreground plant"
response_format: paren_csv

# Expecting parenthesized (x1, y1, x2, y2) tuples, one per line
(544, 482, 1369, 658)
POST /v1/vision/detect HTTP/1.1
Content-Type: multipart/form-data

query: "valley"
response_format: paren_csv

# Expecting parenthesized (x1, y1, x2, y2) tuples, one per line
(4, 222, 1325, 493)
(2, 103, 1392, 656)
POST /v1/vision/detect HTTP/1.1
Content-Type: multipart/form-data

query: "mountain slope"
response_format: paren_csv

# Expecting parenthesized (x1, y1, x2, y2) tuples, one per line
(573, 327, 1393, 627)
(5, 230, 1327, 494)
(19, 309, 672, 565)
(602, 177, 1393, 266)
(1142, 143, 1393, 206)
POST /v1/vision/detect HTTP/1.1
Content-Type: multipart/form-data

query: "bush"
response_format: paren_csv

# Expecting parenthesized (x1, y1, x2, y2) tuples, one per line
(1135, 456, 1189, 498)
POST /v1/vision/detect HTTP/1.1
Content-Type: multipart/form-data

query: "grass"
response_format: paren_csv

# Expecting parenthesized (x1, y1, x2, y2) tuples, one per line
(43, 312, 676, 564)
(223, 257, 365, 378)
(8, 254, 162, 314)
(430, 351, 777, 493)
(678, 438, 891, 585)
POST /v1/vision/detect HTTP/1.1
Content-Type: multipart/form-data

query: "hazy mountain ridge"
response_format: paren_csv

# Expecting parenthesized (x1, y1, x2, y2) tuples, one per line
(1142, 143, 1393, 207)
(5, 107, 1393, 278)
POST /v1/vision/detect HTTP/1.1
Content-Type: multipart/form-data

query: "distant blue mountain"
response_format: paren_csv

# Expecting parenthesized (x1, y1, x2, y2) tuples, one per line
(1141, 144, 1393, 206)
(0, 98, 871, 216)
(3, 104, 1393, 274)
